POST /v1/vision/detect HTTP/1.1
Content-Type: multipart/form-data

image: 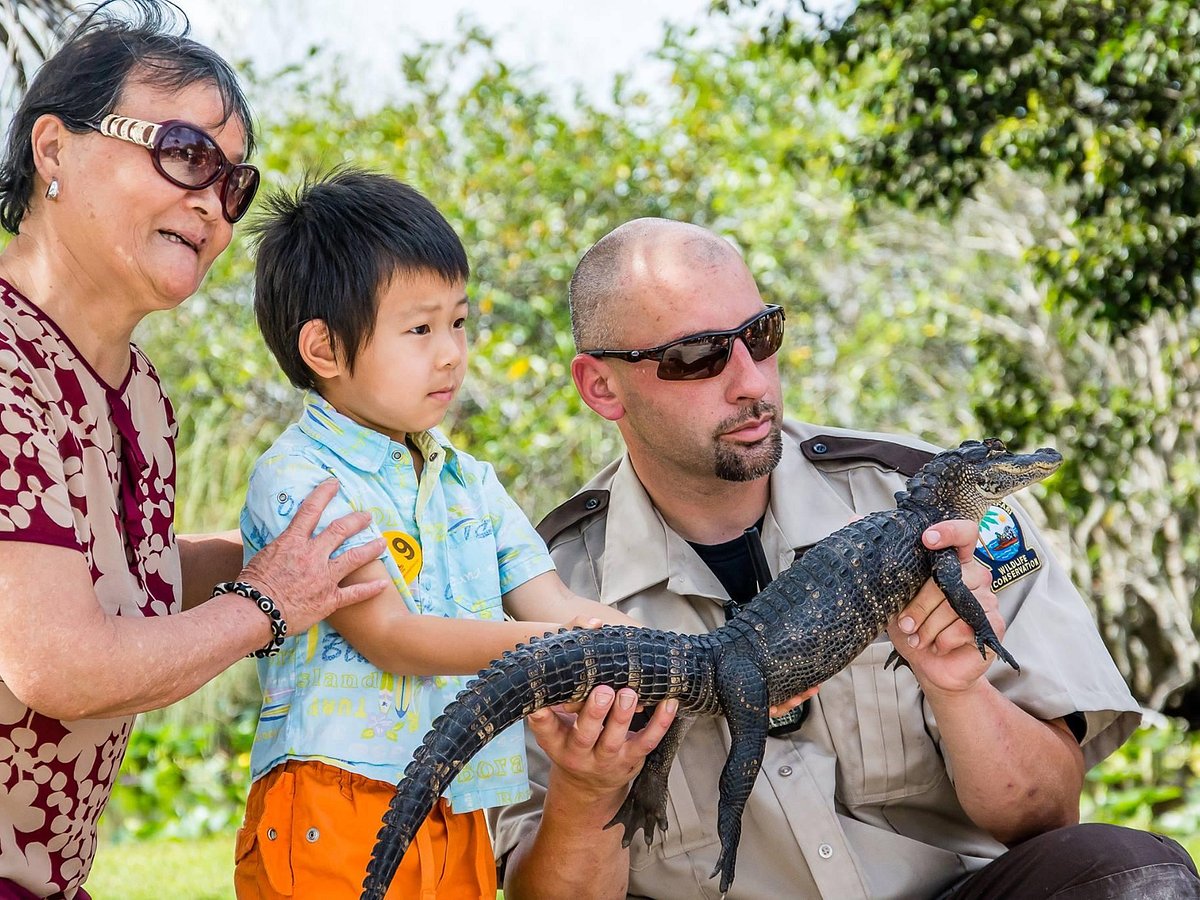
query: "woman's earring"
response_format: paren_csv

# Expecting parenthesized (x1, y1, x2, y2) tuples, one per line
(45, 178, 60, 201)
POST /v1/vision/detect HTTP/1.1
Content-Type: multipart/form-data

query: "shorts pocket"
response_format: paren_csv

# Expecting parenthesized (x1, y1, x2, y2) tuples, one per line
(236, 769, 297, 897)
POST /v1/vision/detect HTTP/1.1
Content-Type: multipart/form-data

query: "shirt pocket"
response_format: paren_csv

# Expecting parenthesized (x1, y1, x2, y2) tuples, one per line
(444, 515, 504, 618)
(821, 642, 946, 806)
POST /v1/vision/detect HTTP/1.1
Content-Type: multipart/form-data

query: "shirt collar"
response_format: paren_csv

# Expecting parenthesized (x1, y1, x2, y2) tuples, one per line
(763, 423, 862, 560)
(597, 424, 859, 605)
(296, 391, 460, 478)
(598, 457, 695, 603)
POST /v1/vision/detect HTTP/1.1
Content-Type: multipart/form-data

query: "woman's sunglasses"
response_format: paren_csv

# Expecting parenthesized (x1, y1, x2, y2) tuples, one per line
(585, 305, 786, 381)
(89, 114, 260, 223)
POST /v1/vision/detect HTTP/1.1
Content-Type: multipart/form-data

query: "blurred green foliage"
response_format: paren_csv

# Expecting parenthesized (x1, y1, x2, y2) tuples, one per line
(735, 0, 1200, 331)
(101, 667, 257, 842)
(1084, 714, 1200, 845)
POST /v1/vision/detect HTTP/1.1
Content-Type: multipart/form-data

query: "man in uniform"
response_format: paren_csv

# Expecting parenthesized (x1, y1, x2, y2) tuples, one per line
(490, 218, 1199, 899)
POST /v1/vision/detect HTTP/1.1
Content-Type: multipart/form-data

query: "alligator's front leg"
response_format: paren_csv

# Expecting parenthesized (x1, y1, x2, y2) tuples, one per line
(607, 715, 693, 848)
(932, 548, 1020, 672)
(709, 651, 770, 894)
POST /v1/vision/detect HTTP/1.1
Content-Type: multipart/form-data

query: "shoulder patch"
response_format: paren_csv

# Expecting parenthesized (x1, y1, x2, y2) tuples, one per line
(800, 434, 935, 478)
(974, 501, 1042, 592)
(536, 489, 609, 544)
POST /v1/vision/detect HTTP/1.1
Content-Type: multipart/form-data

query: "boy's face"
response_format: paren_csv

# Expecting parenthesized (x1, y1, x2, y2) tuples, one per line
(322, 271, 469, 443)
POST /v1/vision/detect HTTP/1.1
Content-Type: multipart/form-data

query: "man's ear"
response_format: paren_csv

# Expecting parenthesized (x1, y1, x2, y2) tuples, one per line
(298, 319, 340, 380)
(572, 353, 625, 422)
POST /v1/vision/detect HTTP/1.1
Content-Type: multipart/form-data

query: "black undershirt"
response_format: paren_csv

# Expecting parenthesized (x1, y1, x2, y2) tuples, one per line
(689, 531, 762, 616)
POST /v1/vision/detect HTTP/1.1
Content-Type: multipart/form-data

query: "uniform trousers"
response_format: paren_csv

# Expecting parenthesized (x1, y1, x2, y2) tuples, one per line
(941, 823, 1199, 899)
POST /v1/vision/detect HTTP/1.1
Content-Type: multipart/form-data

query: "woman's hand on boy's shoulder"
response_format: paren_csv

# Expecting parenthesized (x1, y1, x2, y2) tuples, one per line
(240, 479, 388, 634)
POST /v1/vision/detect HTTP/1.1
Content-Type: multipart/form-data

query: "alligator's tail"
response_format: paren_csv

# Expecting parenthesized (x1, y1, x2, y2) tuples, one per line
(360, 624, 703, 900)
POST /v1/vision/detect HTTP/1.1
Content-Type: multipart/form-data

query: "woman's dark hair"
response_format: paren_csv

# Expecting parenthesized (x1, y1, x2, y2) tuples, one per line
(0, 0, 255, 234)
(253, 169, 470, 391)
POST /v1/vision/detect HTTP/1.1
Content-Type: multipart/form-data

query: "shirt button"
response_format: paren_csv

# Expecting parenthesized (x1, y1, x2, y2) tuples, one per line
(306, 827, 320, 843)
(813, 442, 828, 455)
(584, 497, 600, 511)
(391, 450, 402, 461)
(818, 842, 834, 859)
(266, 828, 277, 841)
(778, 765, 793, 777)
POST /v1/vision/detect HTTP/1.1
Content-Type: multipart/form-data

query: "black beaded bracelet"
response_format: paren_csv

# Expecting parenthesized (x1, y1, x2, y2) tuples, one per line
(212, 581, 288, 658)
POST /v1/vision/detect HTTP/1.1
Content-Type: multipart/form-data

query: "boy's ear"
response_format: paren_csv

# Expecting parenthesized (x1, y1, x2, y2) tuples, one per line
(298, 319, 340, 380)
(571, 353, 625, 422)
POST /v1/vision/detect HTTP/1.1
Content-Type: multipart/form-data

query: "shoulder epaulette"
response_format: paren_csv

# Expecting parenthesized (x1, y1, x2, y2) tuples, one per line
(536, 489, 609, 544)
(800, 434, 935, 478)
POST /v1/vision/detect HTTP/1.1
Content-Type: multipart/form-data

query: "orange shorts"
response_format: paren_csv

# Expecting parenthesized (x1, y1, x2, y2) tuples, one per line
(233, 759, 497, 900)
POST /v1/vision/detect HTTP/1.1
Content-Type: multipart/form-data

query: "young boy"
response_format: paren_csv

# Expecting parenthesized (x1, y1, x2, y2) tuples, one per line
(233, 171, 636, 899)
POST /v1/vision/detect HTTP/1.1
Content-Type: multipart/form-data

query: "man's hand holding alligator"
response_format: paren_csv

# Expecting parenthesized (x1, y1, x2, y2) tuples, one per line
(889, 519, 1008, 696)
(528, 687, 678, 805)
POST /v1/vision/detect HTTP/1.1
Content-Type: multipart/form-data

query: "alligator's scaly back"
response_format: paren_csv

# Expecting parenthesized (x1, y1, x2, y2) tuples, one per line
(361, 438, 1062, 899)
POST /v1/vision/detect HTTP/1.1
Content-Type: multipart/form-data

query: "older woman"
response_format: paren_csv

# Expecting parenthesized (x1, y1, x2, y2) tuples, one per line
(0, 3, 388, 897)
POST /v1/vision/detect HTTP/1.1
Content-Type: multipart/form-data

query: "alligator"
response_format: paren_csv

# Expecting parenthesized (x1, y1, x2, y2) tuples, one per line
(360, 438, 1062, 898)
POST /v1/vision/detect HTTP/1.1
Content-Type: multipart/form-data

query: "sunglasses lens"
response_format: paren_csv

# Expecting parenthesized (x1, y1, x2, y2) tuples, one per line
(156, 124, 223, 188)
(658, 337, 730, 381)
(746, 309, 785, 361)
(222, 165, 260, 223)
(655, 308, 784, 381)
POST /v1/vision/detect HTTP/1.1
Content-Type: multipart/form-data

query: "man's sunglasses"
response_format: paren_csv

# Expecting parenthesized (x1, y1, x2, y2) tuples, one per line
(89, 115, 260, 223)
(585, 305, 786, 381)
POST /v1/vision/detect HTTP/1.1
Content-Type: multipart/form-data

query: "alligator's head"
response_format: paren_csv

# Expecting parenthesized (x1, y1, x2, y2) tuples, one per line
(897, 438, 1063, 522)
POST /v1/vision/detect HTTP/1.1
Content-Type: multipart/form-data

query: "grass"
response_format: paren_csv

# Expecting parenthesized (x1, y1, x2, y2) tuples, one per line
(87, 832, 235, 900)
(86, 832, 507, 899)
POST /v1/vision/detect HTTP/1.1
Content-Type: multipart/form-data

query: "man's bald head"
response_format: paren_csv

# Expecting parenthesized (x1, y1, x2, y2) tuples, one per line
(569, 218, 745, 350)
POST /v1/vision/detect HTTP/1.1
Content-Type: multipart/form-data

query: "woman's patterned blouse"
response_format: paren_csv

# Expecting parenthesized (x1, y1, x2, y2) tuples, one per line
(0, 279, 181, 897)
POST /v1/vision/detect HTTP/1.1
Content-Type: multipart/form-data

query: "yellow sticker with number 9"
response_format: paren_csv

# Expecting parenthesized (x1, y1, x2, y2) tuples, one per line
(383, 531, 422, 584)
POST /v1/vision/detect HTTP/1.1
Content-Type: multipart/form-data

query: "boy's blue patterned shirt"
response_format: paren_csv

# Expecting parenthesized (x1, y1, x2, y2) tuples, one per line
(241, 392, 554, 812)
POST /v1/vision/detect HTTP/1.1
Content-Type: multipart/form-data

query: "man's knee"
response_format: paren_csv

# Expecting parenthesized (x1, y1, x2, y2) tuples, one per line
(1046, 823, 1198, 898)
(950, 823, 1199, 899)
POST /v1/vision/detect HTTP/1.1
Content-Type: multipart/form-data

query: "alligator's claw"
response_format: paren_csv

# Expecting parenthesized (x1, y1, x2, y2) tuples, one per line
(709, 841, 738, 895)
(977, 632, 1020, 672)
(605, 770, 669, 848)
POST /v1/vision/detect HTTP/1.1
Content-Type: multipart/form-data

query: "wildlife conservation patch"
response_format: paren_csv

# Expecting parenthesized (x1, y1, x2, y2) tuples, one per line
(974, 502, 1041, 591)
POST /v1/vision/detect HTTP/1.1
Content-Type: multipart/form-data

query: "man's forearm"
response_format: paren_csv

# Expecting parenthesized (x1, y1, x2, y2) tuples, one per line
(505, 771, 632, 900)
(929, 679, 1085, 844)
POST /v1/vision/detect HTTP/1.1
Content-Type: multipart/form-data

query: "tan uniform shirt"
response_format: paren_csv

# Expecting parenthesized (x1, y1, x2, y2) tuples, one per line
(490, 421, 1140, 900)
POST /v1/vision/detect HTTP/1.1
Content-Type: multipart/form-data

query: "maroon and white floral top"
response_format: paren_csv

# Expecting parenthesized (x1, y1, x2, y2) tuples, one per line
(0, 279, 181, 898)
